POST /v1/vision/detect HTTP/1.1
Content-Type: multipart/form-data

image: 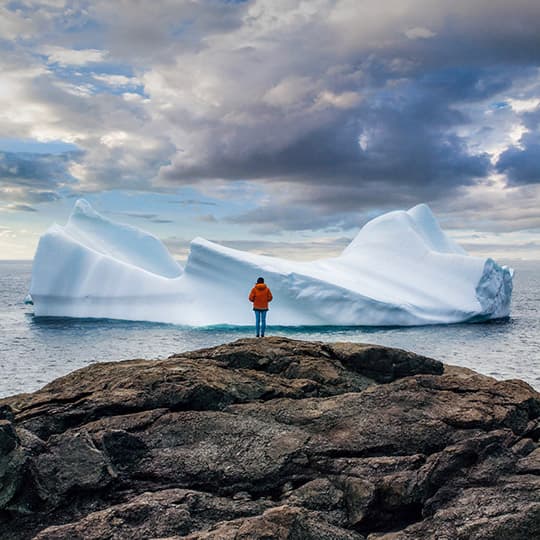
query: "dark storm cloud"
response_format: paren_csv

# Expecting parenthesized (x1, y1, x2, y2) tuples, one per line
(178, 68, 495, 226)
(150, 1, 540, 234)
(158, 43, 526, 220)
(497, 133, 540, 185)
(0, 151, 76, 204)
(0, 151, 75, 187)
(168, 102, 490, 191)
(497, 106, 540, 186)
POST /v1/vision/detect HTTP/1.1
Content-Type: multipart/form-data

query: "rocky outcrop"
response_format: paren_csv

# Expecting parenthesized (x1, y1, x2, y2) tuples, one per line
(0, 337, 538, 539)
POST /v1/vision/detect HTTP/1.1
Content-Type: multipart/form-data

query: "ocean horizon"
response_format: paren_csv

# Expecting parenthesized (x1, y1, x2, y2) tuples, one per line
(1, 258, 539, 398)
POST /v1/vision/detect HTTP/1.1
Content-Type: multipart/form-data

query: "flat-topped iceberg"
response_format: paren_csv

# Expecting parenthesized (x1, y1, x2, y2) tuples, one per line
(29, 200, 513, 326)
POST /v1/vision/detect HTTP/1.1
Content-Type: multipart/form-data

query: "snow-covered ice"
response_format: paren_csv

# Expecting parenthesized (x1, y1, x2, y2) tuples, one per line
(29, 200, 513, 326)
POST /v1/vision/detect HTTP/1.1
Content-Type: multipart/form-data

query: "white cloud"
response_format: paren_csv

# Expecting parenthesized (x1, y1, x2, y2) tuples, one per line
(315, 90, 363, 109)
(0, 5, 33, 40)
(0, 62, 51, 134)
(405, 27, 436, 39)
(92, 73, 140, 87)
(100, 131, 130, 148)
(263, 77, 315, 108)
(43, 46, 108, 67)
(507, 98, 540, 113)
(122, 92, 146, 103)
(53, 80, 95, 97)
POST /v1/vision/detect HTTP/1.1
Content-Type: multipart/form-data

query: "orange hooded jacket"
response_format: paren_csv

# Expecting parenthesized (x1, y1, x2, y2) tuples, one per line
(249, 283, 273, 310)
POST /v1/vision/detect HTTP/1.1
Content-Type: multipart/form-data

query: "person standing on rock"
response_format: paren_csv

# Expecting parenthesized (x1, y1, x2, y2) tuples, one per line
(249, 277, 273, 337)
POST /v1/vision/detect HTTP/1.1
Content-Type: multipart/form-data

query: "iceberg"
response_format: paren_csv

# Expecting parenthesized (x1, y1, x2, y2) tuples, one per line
(28, 200, 513, 326)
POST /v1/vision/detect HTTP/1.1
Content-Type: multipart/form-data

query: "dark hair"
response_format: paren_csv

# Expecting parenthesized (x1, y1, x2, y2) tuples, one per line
(256, 277, 264, 284)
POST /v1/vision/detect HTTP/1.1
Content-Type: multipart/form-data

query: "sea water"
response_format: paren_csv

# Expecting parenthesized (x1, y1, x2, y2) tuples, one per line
(1, 260, 539, 398)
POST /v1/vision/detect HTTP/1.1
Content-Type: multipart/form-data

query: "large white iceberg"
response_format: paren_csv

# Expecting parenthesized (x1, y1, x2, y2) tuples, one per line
(29, 200, 513, 326)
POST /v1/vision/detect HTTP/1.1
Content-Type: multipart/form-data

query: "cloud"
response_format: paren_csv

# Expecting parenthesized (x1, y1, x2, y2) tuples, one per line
(153, 2, 530, 214)
(91, 73, 141, 88)
(226, 200, 365, 233)
(496, 104, 540, 185)
(436, 182, 540, 233)
(497, 134, 540, 185)
(85, 0, 249, 63)
(151, 218, 174, 224)
(108, 211, 175, 224)
(220, 237, 352, 260)
(0, 46, 174, 198)
(163, 235, 352, 261)
(405, 27, 436, 39)
(315, 90, 363, 109)
(0, 0, 539, 245)
(0, 151, 75, 185)
(263, 76, 313, 108)
(508, 98, 540, 113)
(198, 214, 218, 223)
(1, 203, 38, 212)
(113, 211, 159, 219)
(168, 199, 217, 206)
(43, 46, 108, 67)
(461, 240, 540, 253)
(0, 151, 75, 205)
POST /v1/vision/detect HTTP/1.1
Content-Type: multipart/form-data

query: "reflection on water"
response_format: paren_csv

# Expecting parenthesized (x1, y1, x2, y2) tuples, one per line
(1, 260, 539, 398)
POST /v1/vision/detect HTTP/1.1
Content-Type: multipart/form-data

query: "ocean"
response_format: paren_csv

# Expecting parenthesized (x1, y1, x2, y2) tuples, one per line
(1, 260, 539, 398)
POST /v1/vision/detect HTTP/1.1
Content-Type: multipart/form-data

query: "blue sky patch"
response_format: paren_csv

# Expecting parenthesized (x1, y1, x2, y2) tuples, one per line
(0, 139, 79, 155)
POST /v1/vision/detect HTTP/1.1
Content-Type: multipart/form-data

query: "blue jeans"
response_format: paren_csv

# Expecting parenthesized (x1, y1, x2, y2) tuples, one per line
(254, 309, 267, 336)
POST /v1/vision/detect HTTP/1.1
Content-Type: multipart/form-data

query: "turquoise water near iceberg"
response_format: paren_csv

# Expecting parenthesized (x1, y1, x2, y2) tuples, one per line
(1, 260, 539, 398)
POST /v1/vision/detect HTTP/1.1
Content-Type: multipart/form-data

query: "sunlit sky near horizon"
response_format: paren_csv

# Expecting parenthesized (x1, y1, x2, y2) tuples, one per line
(1, 0, 539, 261)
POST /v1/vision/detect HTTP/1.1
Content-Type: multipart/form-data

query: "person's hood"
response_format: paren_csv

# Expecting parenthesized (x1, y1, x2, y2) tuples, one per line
(255, 283, 267, 290)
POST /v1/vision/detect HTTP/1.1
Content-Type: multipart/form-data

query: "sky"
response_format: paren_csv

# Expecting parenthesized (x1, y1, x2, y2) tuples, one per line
(0, 0, 539, 261)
